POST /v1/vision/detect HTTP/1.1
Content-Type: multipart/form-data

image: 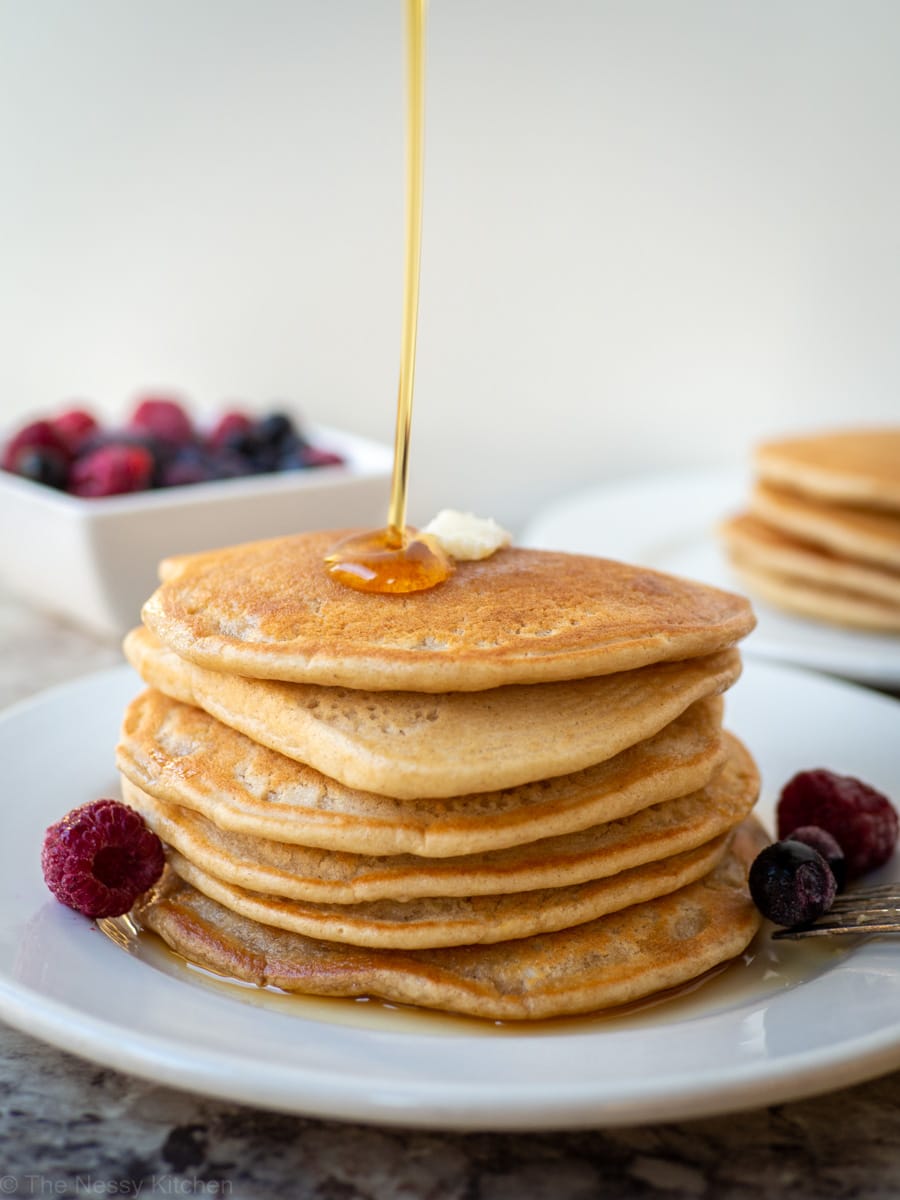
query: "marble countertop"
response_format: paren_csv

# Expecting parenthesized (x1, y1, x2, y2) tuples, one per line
(4, 589, 900, 1200)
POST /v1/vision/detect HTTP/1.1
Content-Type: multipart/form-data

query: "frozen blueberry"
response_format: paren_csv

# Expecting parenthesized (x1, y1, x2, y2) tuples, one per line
(10, 445, 69, 489)
(749, 839, 838, 927)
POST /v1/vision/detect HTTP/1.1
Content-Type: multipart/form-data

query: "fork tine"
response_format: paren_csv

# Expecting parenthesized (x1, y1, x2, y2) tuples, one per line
(770, 882, 900, 939)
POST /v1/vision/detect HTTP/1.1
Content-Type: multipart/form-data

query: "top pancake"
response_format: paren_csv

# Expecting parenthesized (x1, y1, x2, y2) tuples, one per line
(141, 531, 755, 691)
(755, 428, 900, 512)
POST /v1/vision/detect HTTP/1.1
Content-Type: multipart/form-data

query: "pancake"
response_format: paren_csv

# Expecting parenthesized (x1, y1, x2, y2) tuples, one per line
(728, 557, 900, 632)
(117, 690, 727, 856)
(134, 819, 766, 1020)
(755, 428, 900, 512)
(140, 531, 755, 691)
(750, 482, 900, 570)
(720, 513, 900, 606)
(162, 832, 730, 949)
(121, 732, 756, 902)
(123, 627, 741, 799)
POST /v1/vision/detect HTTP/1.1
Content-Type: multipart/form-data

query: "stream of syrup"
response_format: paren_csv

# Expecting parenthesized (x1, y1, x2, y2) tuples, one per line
(325, 0, 452, 593)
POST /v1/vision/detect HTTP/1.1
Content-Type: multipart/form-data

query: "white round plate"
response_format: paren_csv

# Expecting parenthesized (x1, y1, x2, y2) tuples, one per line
(2, 665, 900, 1130)
(521, 467, 900, 690)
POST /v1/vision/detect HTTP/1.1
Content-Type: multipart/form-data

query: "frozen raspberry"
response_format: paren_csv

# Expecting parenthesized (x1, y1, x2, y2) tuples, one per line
(2, 420, 70, 471)
(41, 799, 165, 918)
(777, 769, 898, 879)
(129, 396, 194, 445)
(783, 825, 846, 891)
(52, 407, 98, 452)
(749, 839, 837, 927)
(69, 444, 155, 497)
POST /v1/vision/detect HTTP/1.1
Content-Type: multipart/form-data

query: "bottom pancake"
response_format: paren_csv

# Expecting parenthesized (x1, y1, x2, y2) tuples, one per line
(133, 818, 767, 1020)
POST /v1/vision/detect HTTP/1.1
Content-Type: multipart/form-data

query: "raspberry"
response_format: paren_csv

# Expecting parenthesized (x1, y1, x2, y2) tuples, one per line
(777, 769, 898, 879)
(782, 824, 846, 891)
(129, 396, 194, 445)
(2, 420, 70, 471)
(52, 407, 98, 452)
(41, 799, 165, 918)
(69, 444, 155, 497)
(749, 839, 837, 926)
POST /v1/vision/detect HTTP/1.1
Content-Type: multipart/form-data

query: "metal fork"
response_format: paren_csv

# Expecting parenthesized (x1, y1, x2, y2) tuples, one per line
(772, 883, 900, 939)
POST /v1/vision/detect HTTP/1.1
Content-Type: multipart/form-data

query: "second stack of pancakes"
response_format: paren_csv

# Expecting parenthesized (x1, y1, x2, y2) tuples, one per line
(721, 427, 900, 632)
(118, 531, 764, 1020)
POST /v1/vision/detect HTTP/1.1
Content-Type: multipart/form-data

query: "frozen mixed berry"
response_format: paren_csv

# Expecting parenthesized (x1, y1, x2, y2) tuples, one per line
(295, 445, 344, 469)
(208, 410, 253, 451)
(749, 839, 838, 927)
(2, 420, 70, 471)
(129, 396, 194, 446)
(52, 407, 98, 452)
(777, 769, 898, 879)
(41, 799, 165, 919)
(10, 445, 69, 490)
(158, 444, 215, 487)
(254, 411, 298, 448)
(783, 824, 846, 891)
(69, 444, 155, 497)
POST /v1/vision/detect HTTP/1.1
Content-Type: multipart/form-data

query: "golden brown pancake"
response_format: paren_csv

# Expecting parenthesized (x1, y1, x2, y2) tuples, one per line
(117, 689, 727, 856)
(755, 428, 900, 511)
(121, 733, 756, 902)
(750, 482, 900, 570)
(133, 819, 766, 1020)
(123, 627, 741, 799)
(140, 531, 755, 691)
(721, 513, 900, 606)
(163, 833, 731, 949)
(728, 557, 900, 632)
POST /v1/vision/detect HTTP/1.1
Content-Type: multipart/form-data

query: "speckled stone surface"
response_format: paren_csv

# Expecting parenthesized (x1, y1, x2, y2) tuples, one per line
(4, 587, 900, 1200)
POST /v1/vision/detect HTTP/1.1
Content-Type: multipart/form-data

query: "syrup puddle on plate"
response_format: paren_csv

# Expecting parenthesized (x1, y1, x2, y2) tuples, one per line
(99, 915, 847, 1038)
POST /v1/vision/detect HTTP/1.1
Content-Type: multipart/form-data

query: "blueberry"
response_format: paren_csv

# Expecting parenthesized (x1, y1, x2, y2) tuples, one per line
(749, 840, 838, 927)
(207, 449, 255, 479)
(783, 825, 847, 892)
(253, 411, 299, 449)
(11, 446, 69, 489)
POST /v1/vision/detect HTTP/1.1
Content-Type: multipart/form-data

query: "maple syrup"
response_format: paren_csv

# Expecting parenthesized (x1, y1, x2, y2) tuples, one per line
(325, 0, 453, 594)
(101, 915, 847, 1038)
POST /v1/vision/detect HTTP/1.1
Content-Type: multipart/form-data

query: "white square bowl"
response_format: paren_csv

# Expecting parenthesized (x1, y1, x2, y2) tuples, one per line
(0, 425, 393, 638)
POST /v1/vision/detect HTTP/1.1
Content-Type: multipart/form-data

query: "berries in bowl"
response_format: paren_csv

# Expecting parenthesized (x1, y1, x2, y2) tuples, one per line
(0, 394, 392, 636)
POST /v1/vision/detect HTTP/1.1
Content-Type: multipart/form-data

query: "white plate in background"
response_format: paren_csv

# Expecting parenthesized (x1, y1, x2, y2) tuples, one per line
(521, 468, 900, 690)
(2, 665, 900, 1130)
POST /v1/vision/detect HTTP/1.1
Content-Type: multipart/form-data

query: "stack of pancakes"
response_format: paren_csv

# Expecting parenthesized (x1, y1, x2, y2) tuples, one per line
(721, 429, 900, 633)
(118, 530, 764, 1020)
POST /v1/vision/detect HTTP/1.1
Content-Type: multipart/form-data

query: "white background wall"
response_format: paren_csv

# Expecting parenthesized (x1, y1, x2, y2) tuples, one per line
(1, 0, 899, 531)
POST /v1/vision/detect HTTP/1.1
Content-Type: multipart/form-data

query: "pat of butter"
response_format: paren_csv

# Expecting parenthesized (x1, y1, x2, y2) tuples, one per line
(423, 510, 512, 561)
